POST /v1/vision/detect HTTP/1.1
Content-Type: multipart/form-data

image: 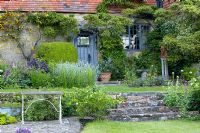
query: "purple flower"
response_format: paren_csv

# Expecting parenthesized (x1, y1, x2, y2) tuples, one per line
(16, 128, 31, 133)
(3, 63, 13, 80)
(27, 58, 49, 72)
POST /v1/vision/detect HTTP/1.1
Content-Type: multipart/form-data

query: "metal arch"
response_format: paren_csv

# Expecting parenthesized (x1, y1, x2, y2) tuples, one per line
(25, 99, 59, 114)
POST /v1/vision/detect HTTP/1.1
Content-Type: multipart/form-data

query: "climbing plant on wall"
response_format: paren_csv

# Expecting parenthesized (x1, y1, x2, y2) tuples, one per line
(96, 0, 134, 13)
(0, 11, 33, 60)
(84, 13, 132, 79)
(0, 12, 79, 61)
(27, 12, 79, 40)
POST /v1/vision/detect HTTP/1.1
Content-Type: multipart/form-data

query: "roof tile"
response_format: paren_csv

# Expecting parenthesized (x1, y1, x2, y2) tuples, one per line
(0, 0, 102, 13)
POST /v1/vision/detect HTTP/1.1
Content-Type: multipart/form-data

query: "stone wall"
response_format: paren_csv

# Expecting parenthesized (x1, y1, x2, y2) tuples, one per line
(0, 24, 67, 64)
(0, 14, 86, 64)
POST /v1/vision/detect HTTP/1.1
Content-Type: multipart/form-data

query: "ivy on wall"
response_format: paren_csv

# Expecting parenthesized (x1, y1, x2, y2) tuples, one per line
(27, 12, 79, 40)
(0, 12, 32, 60)
(0, 12, 79, 61)
(84, 13, 132, 79)
(96, 0, 134, 13)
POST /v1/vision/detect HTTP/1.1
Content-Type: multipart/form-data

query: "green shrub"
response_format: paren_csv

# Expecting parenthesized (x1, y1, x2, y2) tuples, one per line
(181, 67, 197, 81)
(62, 87, 118, 119)
(164, 80, 190, 114)
(2, 66, 31, 89)
(53, 62, 96, 88)
(164, 85, 180, 107)
(129, 77, 165, 87)
(29, 70, 52, 88)
(7, 116, 17, 124)
(0, 114, 6, 125)
(188, 77, 200, 113)
(36, 42, 78, 63)
(0, 114, 17, 125)
(25, 96, 58, 121)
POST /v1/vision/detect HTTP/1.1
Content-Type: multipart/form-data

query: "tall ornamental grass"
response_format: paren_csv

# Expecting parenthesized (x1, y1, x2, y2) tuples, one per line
(54, 62, 97, 88)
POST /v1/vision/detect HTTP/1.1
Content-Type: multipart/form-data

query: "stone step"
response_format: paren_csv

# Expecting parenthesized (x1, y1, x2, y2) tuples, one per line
(108, 112, 181, 122)
(108, 92, 180, 122)
(118, 100, 164, 108)
(110, 93, 165, 102)
(109, 106, 178, 115)
(110, 92, 165, 99)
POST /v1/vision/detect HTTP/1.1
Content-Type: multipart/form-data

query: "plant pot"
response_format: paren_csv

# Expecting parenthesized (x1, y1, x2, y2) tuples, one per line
(99, 72, 112, 82)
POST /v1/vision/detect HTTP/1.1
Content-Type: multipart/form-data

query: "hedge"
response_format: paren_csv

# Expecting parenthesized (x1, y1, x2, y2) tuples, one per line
(36, 42, 78, 63)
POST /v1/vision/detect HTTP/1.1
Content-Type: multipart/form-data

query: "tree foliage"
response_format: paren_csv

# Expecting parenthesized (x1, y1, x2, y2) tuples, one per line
(134, 1, 200, 73)
(158, 1, 200, 71)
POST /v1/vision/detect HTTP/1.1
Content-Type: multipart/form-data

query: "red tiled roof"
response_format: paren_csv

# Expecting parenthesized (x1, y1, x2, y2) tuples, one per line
(0, 0, 102, 13)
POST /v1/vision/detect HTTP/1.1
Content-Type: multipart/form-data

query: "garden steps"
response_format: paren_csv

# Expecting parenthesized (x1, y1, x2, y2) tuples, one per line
(109, 106, 178, 114)
(108, 92, 181, 122)
(118, 100, 164, 108)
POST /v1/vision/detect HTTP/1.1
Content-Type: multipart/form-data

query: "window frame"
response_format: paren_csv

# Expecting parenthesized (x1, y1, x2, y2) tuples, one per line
(77, 36, 90, 47)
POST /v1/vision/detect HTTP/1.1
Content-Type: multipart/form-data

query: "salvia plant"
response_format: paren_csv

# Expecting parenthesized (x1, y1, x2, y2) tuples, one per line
(16, 128, 31, 133)
(27, 58, 49, 72)
(54, 61, 97, 88)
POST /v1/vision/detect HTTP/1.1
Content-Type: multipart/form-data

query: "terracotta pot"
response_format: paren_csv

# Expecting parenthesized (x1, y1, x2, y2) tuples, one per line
(99, 72, 112, 82)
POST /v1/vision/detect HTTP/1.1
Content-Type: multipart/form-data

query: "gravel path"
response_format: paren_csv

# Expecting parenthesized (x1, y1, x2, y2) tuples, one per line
(0, 117, 81, 133)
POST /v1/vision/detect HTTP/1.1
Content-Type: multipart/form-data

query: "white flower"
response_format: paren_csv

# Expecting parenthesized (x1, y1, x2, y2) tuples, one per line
(0, 69, 3, 73)
(181, 70, 184, 72)
(189, 71, 193, 74)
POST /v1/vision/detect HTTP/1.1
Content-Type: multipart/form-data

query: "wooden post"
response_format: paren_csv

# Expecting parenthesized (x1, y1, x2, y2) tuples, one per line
(59, 95, 62, 124)
(22, 94, 24, 124)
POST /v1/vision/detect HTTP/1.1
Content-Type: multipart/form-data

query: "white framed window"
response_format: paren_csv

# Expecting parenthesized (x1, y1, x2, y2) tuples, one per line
(78, 36, 90, 46)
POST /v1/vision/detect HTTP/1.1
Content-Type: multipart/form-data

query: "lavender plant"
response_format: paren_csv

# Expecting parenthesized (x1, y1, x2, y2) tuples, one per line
(15, 128, 31, 133)
(54, 61, 97, 88)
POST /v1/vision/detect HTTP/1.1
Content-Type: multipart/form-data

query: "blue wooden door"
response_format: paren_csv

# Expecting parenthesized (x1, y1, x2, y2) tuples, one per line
(73, 34, 98, 65)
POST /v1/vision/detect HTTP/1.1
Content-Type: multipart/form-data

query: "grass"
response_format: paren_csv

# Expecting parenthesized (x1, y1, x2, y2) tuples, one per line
(0, 86, 166, 93)
(0, 87, 69, 93)
(82, 120, 200, 133)
(100, 85, 166, 93)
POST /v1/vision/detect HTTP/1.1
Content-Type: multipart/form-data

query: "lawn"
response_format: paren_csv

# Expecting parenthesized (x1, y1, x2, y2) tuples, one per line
(82, 120, 200, 133)
(0, 86, 166, 93)
(100, 85, 166, 93)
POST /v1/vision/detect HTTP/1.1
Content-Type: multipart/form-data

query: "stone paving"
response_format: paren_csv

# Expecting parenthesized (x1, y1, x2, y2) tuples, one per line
(0, 117, 81, 133)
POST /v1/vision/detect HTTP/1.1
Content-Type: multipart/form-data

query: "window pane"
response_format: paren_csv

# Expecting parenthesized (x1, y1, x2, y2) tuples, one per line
(78, 37, 90, 46)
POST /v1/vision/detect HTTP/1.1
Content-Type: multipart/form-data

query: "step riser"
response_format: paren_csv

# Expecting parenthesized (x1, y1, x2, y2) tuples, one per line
(110, 93, 165, 101)
(118, 101, 164, 108)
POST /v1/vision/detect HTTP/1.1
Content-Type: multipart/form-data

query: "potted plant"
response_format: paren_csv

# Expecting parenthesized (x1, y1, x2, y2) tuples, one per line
(98, 59, 112, 82)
